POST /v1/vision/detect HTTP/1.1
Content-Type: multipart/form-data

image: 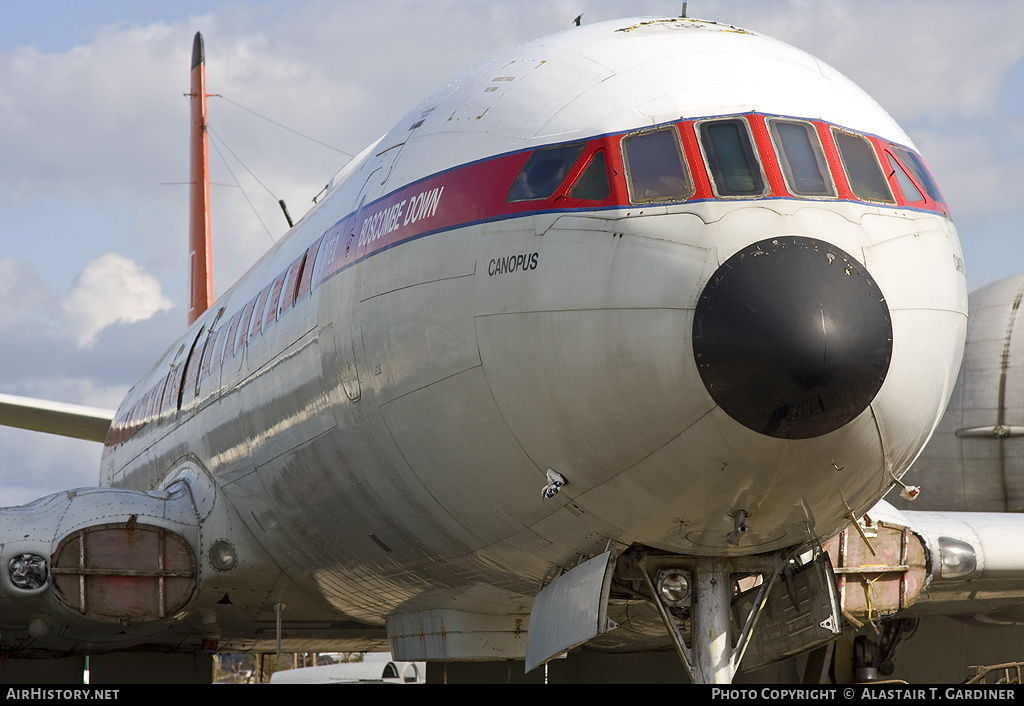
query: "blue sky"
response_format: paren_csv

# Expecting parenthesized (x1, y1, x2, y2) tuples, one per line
(2, 0, 1023, 505)
(1, 2, 212, 52)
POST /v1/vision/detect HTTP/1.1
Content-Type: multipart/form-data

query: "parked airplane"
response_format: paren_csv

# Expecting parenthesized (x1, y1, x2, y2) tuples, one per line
(3, 15, 1010, 684)
(895, 272, 1024, 516)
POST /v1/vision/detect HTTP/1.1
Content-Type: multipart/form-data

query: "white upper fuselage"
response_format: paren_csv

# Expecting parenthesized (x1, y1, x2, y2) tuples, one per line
(98, 18, 966, 627)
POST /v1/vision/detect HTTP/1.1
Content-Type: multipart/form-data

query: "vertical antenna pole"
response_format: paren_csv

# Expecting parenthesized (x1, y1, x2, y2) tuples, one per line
(187, 32, 213, 325)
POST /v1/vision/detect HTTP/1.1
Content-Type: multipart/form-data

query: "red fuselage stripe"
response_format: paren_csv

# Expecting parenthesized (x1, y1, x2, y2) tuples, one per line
(103, 112, 947, 451)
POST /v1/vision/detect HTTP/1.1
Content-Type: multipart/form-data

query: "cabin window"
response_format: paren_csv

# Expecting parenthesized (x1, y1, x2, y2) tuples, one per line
(199, 328, 217, 381)
(110, 412, 126, 445)
(179, 327, 207, 409)
(167, 365, 185, 413)
(768, 119, 834, 197)
(155, 372, 172, 413)
(158, 369, 175, 412)
(279, 255, 306, 316)
(621, 126, 693, 203)
(886, 152, 924, 204)
(312, 225, 351, 289)
(506, 142, 586, 202)
(249, 284, 272, 340)
(209, 326, 229, 370)
(236, 297, 258, 352)
(569, 151, 611, 201)
(698, 119, 766, 197)
(141, 390, 156, 424)
(889, 145, 943, 203)
(263, 272, 288, 331)
(126, 401, 141, 434)
(296, 238, 322, 300)
(311, 231, 336, 289)
(223, 311, 242, 360)
(833, 130, 893, 203)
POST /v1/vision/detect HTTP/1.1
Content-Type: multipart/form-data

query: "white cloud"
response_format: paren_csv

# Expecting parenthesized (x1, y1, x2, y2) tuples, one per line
(913, 129, 1024, 215)
(692, 0, 1024, 125)
(61, 253, 173, 347)
(0, 258, 56, 333)
(0, 22, 191, 205)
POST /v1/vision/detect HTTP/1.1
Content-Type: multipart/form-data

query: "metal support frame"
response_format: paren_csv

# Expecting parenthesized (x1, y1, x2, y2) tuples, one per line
(274, 602, 286, 656)
(639, 553, 782, 684)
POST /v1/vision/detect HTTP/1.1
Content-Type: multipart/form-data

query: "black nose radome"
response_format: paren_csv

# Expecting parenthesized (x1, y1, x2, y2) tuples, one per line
(692, 237, 892, 439)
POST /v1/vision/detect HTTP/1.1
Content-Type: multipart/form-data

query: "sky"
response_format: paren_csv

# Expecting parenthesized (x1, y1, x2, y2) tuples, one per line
(1, 0, 1023, 506)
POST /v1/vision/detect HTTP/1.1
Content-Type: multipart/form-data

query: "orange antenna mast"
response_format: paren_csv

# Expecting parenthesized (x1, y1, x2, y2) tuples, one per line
(187, 31, 213, 325)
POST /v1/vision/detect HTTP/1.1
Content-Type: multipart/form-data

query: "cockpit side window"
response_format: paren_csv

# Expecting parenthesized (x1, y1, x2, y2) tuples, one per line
(832, 130, 893, 203)
(886, 152, 925, 204)
(769, 119, 834, 197)
(698, 119, 767, 197)
(569, 150, 611, 201)
(889, 145, 944, 203)
(621, 127, 693, 204)
(507, 143, 586, 202)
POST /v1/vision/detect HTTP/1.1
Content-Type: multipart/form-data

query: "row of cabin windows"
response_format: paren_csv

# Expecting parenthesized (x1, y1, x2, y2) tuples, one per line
(505, 115, 943, 210)
(111, 238, 323, 445)
(194, 240, 320, 387)
(196, 238, 320, 383)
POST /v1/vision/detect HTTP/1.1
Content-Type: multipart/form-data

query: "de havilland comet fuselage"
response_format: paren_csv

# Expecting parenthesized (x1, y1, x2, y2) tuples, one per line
(0, 17, 966, 680)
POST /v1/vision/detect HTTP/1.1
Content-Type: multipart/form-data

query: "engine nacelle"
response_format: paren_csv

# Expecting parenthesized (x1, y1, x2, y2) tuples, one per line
(0, 482, 201, 651)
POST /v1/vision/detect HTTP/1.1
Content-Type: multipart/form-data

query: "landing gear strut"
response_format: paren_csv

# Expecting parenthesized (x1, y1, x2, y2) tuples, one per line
(638, 547, 842, 684)
(639, 554, 780, 683)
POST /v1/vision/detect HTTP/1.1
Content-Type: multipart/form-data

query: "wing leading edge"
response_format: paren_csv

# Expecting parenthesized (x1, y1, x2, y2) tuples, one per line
(0, 393, 114, 443)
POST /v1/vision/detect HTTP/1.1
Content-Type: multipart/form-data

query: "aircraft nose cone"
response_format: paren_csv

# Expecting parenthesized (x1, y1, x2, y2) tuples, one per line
(693, 236, 892, 439)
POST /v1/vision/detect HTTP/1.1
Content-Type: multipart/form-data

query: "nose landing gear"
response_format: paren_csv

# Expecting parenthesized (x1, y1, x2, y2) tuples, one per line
(636, 546, 843, 684)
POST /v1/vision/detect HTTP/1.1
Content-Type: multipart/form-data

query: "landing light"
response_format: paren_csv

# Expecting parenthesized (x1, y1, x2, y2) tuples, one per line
(209, 539, 237, 571)
(656, 569, 691, 606)
(938, 537, 976, 579)
(9, 553, 47, 590)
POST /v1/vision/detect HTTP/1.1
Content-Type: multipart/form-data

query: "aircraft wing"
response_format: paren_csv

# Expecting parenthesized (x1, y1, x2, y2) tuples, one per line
(0, 393, 114, 443)
(826, 499, 1024, 626)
